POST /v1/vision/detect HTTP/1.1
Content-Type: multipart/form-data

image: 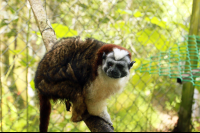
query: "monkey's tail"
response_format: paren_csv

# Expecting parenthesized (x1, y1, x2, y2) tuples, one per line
(38, 93, 51, 132)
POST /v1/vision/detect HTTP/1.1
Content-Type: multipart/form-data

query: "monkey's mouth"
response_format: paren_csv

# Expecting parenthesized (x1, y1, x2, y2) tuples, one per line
(110, 76, 121, 79)
(107, 73, 123, 79)
(103, 69, 125, 79)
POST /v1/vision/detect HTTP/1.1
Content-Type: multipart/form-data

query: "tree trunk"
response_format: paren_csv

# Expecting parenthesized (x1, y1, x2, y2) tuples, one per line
(174, 0, 200, 131)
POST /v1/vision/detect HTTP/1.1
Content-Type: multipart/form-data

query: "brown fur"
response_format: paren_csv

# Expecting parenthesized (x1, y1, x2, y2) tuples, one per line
(38, 93, 51, 132)
(35, 37, 105, 131)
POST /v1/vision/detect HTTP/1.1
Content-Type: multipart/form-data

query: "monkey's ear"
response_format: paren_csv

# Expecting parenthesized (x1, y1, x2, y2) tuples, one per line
(129, 61, 136, 69)
(102, 52, 106, 59)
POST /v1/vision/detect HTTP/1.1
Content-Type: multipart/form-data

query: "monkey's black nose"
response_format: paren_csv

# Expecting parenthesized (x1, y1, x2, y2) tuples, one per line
(108, 69, 120, 78)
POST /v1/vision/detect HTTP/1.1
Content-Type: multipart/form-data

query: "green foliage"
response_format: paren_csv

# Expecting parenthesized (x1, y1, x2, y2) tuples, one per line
(1, 0, 194, 132)
(1, 94, 39, 132)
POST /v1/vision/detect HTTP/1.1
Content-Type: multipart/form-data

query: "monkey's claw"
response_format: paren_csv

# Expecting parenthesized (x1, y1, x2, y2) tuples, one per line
(71, 115, 82, 122)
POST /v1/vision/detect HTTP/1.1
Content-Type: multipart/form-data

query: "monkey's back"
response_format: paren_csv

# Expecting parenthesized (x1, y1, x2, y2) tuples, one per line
(34, 37, 105, 100)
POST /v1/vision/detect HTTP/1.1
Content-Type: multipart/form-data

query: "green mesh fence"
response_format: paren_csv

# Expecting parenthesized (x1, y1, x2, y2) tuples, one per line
(138, 35, 200, 86)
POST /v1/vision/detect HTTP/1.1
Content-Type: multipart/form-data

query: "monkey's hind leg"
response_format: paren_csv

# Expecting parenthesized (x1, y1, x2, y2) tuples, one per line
(71, 93, 86, 122)
(39, 93, 51, 132)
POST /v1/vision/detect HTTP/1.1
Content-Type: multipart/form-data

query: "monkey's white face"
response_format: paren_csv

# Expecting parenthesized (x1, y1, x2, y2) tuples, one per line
(102, 48, 135, 79)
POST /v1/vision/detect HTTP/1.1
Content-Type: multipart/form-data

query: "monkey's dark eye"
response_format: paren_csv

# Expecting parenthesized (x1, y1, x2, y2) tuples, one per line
(117, 64, 123, 69)
(107, 62, 113, 67)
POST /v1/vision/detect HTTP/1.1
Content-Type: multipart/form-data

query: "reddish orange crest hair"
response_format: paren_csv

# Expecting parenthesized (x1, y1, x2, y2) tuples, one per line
(93, 44, 132, 77)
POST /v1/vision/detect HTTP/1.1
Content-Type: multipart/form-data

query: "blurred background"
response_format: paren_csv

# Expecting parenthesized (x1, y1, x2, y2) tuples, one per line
(0, 0, 200, 132)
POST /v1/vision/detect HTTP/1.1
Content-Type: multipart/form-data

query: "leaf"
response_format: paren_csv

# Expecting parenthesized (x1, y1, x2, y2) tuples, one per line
(9, 7, 15, 14)
(5, 29, 17, 38)
(0, 19, 9, 28)
(117, 9, 142, 17)
(99, 17, 110, 23)
(132, 58, 150, 71)
(19, 60, 27, 67)
(32, 31, 41, 36)
(145, 17, 167, 28)
(52, 23, 78, 38)
(9, 50, 21, 55)
(30, 79, 36, 90)
(133, 11, 142, 17)
(36, 37, 42, 45)
(78, 3, 88, 8)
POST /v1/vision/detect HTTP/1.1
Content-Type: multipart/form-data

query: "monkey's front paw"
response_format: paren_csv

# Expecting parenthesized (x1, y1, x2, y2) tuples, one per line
(104, 119, 113, 127)
(71, 114, 82, 122)
(98, 111, 113, 126)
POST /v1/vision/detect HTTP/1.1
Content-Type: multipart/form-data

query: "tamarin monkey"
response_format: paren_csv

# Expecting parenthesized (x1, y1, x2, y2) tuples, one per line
(34, 36, 135, 132)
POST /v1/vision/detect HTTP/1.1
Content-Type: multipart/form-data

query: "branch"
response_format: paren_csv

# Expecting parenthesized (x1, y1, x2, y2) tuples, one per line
(28, 0, 57, 51)
(84, 115, 114, 132)
(28, 0, 114, 132)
